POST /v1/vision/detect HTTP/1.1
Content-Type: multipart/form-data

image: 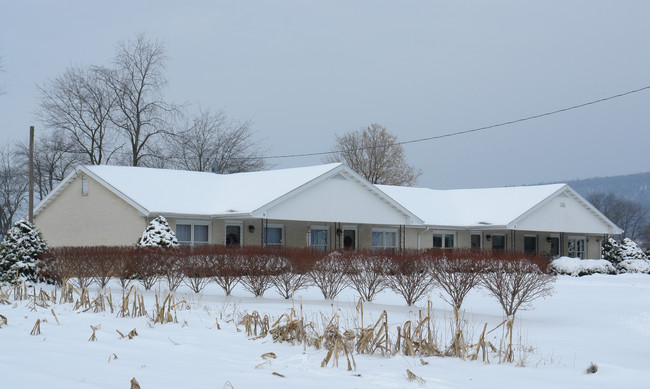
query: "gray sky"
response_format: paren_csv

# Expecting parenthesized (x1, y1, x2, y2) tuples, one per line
(1, 1, 649, 189)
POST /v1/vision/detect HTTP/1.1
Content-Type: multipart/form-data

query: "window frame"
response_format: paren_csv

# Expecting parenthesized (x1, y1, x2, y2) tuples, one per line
(491, 234, 506, 250)
(470, 232, 482, 249)
(175, 220, 211, 246)
(432, 231, 456, 249)
(309, 225, 329, 250)
(567, 235, 586, 259)
(524, 235, 537, 254)
(371, 228, 398, 250)
(263, 223, 284, 247)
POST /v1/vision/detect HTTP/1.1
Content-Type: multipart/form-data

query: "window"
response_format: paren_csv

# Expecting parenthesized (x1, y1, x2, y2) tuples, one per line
(568, 236, 586, 259)
(470, 233, 482, 249)
(492, 234, 506, 250)
(264, 225, 284, 247)
(343, 228, 357, 250)
(225, 224, 241, 246)
(372, 229, 398, 250)
(549, 236, 560, 259)
(309, 227, 328, 250)
(433, 232, 455, 249)
(524, 236, 537, 254)
(81, 176, 88, 195)
(176, 222, 210, 246)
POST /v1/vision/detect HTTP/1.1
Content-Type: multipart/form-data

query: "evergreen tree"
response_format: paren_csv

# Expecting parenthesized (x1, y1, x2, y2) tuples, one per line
(138, 215, 178, 247)
(618, 238, 647, 260)
(602, 237, 621, 264)
(0, 219, 49, 284)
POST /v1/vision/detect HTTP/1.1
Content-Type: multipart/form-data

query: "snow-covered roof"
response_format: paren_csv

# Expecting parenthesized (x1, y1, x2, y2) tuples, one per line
(376, 183, 567, 228)
(80, 163, 345, 217)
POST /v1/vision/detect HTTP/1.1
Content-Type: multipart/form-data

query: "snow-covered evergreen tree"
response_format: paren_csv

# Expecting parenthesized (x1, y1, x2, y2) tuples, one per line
(603, 237, 648, 264)
(0, 219, 49, 284)
(602, 237, 621, 264)
(618, 238, 647, 260)
(138, 215, 178, 247)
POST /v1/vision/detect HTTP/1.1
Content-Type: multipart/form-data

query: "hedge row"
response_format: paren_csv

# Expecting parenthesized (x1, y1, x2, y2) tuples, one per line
(38, 245, 550, 305)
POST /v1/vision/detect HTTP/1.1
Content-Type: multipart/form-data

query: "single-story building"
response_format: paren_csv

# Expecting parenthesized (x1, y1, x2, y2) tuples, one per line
(34, 163, 622, 258)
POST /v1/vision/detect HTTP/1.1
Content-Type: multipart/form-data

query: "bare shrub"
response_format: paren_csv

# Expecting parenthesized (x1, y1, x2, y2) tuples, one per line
(272, 265, 311, 299)
(159, 249, 184, 292)
(132, 247, 163, 290)
(240, 254, 290, 297)
(212, 253, 242, 296)
(429, 256, 486, 358)
(181, 249, 214, 293)
(346, 252, 391, 302)
(309, 252, 348, 300)
(385, 251, 435, 306)
(481, 259, 555, 362)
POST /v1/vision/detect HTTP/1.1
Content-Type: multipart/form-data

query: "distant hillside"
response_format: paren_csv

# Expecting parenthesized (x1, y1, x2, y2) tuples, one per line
(557, 172, 650, 209)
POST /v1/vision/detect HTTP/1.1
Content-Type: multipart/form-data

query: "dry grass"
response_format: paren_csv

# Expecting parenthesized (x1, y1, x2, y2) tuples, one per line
(239, 311, 270, 339)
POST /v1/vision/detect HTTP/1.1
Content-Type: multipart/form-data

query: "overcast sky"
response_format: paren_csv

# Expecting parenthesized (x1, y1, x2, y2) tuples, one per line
(1, 1, 649, 189)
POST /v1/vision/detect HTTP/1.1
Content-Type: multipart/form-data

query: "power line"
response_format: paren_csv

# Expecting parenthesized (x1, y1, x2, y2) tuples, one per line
(262, 85, 650, 160)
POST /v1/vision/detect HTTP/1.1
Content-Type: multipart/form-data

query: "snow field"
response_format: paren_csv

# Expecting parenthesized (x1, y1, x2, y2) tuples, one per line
(1, 274, 650, 388)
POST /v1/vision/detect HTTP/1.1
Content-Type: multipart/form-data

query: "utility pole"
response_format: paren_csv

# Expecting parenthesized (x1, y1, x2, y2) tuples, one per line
(29, 126, 34, 223)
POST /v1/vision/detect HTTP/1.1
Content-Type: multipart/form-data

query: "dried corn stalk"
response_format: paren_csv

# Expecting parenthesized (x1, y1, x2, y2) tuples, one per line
(89, 324, 101, 341)
(30, 319, 41, 336)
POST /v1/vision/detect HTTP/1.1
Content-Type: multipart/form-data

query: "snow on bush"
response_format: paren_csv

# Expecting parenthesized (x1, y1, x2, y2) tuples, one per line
(549, 257, 616, 277)
(138, 215, 178, 247)
(0, 219, 49, 284)
(616, 259, 650, 274)
(603, 237, 647, 264)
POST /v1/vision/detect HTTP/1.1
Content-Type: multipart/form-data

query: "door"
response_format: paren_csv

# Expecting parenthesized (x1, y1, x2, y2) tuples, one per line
(343, 228, 356, 250)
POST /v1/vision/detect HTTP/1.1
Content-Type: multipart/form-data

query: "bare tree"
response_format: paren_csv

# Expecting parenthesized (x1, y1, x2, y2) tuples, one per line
(16, 130, 81, 200)
(429, 257, 485, 357)
(588, 192, 648, 241)
(101, 33, 175, 167)
(481, 259, 555, 363)
(325, 123, 421, 186)
(37, 65, 118, 165)
(169, 109, 267, 173)
(0, 147, 28, 235)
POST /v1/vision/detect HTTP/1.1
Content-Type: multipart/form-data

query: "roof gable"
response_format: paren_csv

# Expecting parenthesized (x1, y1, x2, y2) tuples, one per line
(377, 183, 566, 227)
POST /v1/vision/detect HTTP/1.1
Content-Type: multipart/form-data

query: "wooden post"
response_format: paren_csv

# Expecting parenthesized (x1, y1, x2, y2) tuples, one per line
(28, 126, 34, 224)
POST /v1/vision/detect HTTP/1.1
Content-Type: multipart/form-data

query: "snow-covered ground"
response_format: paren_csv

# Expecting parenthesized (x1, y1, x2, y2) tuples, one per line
(2, 274, 649, 388)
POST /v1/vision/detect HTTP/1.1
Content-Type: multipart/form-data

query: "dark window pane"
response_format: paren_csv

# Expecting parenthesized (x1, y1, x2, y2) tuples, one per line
(433, 234, 443, 248)
(471, 234, 481, 248)
(492, 235, 505, 250)
(444, 234, 454, 248)
(524, 236, 537, 253)
(226, 225, 241, 246)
